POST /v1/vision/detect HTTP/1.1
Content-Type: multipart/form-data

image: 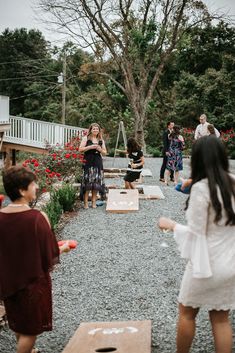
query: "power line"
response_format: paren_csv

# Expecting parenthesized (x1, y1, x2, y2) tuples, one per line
(0, 58, 54, 65)
(10, 85, 58, 101)
(0, 74, 59, 82)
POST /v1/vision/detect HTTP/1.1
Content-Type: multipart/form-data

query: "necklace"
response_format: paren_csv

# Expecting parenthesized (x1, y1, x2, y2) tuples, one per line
(8, 203, 30, 208)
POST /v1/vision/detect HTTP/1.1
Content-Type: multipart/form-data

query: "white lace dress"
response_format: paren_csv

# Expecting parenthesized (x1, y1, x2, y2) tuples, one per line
(174, 177, 235, 310)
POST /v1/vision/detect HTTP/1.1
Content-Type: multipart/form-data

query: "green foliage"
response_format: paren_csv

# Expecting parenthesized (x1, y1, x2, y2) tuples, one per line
(52, 183, 77, 212)
(146, 146, 161, 157)
(0, 20, 234, 153)
(42, 198, 63, 231)
(0, 28, 51, 116)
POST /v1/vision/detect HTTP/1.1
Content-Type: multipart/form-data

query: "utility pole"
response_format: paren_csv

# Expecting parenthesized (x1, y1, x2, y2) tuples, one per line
(61, 55, 66, 124)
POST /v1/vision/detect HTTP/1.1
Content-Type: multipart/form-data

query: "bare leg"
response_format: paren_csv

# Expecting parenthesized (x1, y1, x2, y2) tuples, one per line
(91, 190, 97, 208)
(125, 181, 131, 189)
(84, 191, 89, 208)
(16, 334, 37, 353)
(176, 303, 199, 353)
(129, 182, 135, 189)
(174, 171, 179, 184)
(209, 310, 232, 353)
(164, 170, 170, 185)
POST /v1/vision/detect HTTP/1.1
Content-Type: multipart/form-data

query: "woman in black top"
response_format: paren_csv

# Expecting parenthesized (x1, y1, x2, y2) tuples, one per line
(79, 123, 107, 208)
(123, 138, 145, 189)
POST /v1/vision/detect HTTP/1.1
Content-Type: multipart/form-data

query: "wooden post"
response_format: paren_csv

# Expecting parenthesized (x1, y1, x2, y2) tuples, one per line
(12, 149, 16, 165)
(4, 148, 11, 169)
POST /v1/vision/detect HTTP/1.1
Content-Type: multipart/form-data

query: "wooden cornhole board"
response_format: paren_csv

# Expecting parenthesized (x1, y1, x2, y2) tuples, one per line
(141, 185, 165, 200)
(104, 172, 125, 178)
(141, 169, 153, 177)
(62, 320, 151, 353)
(104, 168, 127, 173)
(106, 189, 139, 213)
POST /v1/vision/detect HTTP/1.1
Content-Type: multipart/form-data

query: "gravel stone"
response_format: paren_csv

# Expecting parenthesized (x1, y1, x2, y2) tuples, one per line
(0, 157, 235, 353)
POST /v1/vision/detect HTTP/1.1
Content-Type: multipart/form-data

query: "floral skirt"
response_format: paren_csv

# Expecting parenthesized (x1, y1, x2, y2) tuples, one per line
(80, 166, 106, 200)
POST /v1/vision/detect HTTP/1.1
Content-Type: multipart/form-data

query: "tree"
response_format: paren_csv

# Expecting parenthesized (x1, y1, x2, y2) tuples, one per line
(39, 0, 216, 147)
(0, 28, 53, 116)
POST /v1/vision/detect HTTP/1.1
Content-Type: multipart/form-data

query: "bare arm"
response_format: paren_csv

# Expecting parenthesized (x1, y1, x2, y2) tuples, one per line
(40, 211, 70, 253)
(131, 155, 145, 169)
(79, 137, 97, 153)
(97, 140, 107, 156)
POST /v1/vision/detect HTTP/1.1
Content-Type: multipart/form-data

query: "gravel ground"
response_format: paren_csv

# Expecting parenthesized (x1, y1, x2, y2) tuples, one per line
(1, 157, 235, 353)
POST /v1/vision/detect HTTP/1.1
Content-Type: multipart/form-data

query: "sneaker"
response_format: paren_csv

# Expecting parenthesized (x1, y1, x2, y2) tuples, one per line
(170, 178, 175, 182)
(159, 178, 165, 182)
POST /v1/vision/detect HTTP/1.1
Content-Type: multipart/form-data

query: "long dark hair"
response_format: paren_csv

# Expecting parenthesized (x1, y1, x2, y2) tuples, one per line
(127, 137, 141, 154)
(87, 123, 102, 140)
(169, 125, 181, 139)
(187, 136, 235, 225)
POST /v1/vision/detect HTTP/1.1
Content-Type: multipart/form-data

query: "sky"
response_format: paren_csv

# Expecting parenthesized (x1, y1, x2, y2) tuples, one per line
(0, 0, 235, 46)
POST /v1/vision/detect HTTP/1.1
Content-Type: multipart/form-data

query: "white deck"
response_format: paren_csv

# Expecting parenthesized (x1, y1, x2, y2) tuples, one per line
(2, 116, 85, 149)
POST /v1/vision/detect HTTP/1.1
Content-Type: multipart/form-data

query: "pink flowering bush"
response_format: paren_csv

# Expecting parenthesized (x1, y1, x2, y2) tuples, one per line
(182, 127, 235, 158)
(23, 134, 85, 197)
(220, 128, 235, 158)
(182, 128, 195, 156)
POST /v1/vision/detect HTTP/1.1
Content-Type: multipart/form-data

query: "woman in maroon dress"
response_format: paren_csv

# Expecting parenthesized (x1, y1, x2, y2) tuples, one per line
(0, 166, 69, 353)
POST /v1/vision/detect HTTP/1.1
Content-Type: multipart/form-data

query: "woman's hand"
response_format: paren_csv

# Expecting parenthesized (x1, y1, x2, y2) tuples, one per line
(158, 217, 176, 231)
(180, 178, 192, 190)
(96, 145, 102, 153)
(59, 241, 71, 254)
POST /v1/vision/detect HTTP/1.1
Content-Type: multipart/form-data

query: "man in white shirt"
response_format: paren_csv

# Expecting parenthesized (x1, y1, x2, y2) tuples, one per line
(194, 114, 220, 139)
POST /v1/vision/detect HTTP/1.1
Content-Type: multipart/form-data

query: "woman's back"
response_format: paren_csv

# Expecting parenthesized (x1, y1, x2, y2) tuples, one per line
(187, 178, 235, 280)
(0, 209, 59, 300)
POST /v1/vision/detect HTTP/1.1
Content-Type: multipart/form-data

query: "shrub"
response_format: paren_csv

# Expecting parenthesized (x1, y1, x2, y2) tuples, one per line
(52, 183, 77, 212)
(42, 199, 63, 231)
(22, 133, 84, 200)
(146, 146, 161, 157)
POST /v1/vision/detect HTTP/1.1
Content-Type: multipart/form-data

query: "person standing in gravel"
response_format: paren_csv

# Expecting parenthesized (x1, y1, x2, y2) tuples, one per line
(79, 123, 107, 208)
(159, 136, 235, 353)
(194, 114, 220, 139)
(165, 125, 184, 185)
(0, 166, 70, 353)
(123, 137, 145, 189)
(159, 121, 174, 183)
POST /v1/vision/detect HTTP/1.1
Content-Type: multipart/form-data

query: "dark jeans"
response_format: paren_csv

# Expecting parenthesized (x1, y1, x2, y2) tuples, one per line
(160, 154, 174, 180)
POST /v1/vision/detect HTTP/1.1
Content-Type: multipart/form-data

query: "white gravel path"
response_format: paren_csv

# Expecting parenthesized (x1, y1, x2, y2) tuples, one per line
(1, 157, 235, 353)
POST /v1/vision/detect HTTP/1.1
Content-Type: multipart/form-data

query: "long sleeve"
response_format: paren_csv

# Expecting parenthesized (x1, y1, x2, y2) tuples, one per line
(194, 125, 199, 140)
(162, 130, 169, 151)
(173, 181, 212, 278)
(215, 127, 220, 138)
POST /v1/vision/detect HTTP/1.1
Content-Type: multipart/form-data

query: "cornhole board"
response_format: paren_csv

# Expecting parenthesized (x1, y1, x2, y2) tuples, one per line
(141, 169, 153, 177)
(62, 320, 151, 353)
(106, 189, 139, 213)
(104, 172, 125, 178)
(104, 168, 127, 173)
(141, 185, 165, 200)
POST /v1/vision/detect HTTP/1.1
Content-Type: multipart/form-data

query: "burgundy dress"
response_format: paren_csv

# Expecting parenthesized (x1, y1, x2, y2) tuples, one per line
(0, 209, 59, 335)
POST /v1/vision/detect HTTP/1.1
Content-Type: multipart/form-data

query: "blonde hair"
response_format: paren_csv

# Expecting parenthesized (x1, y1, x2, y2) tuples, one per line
(87, 123, 102, 140)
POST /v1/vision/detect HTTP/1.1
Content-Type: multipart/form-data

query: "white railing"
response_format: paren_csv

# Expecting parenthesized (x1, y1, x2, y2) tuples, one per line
(4, 116, 85, 148)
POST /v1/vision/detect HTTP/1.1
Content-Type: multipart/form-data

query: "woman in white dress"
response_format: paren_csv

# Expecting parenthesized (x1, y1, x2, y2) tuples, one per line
(159, 135, 235, 353)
